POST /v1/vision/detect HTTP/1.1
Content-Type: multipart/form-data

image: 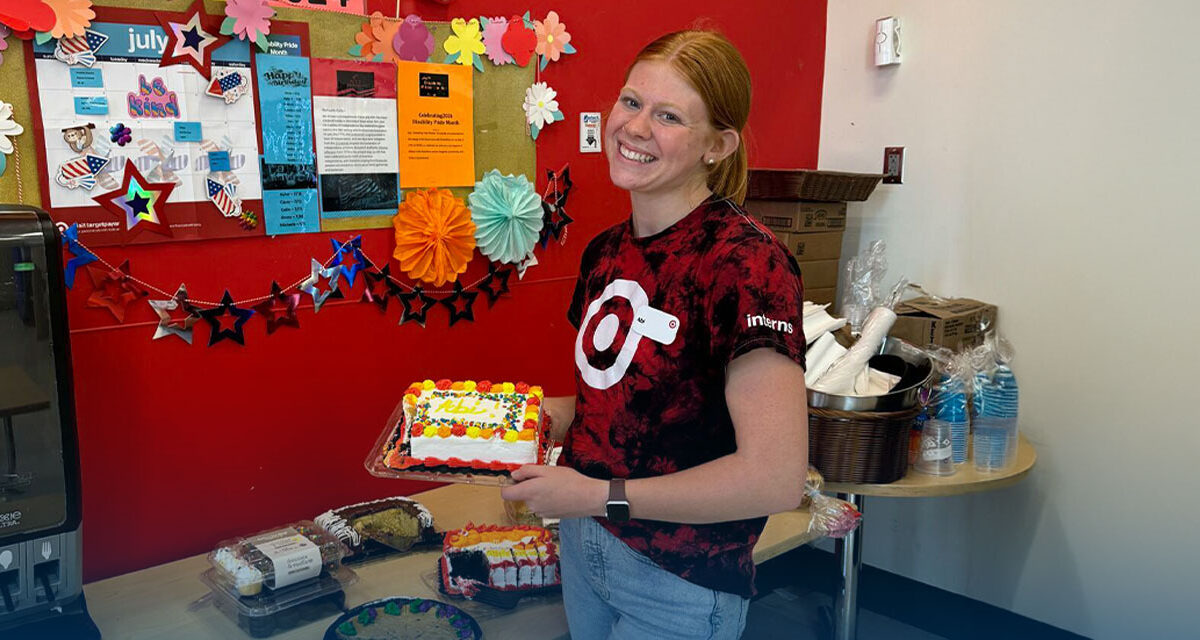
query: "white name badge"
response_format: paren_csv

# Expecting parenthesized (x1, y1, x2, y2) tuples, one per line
(631, 306, 679, 345)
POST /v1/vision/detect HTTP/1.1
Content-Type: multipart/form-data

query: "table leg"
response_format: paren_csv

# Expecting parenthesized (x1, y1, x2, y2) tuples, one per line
(2, 415, 14, 475)
(834, 493, 864, 640)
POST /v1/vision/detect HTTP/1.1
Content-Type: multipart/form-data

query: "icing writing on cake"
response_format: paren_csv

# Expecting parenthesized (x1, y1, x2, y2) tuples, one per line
(428, 396, 508, 425)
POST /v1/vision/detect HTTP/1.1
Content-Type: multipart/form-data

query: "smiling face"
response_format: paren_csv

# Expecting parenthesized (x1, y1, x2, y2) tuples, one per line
(605, 60, 727, 201)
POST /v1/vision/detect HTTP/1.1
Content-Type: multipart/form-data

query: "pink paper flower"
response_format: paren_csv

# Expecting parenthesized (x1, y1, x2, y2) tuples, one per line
(0, 25, 9, 66)
(224, 0, 274, 48)
(393, 14, 433, 62)
(534, 11, 571, 62)
(481, 16, 513, 65)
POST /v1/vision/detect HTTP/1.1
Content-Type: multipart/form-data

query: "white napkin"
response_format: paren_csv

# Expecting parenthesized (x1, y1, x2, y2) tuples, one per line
(803, 301, 830, 318)
(803, 307, 847, 345)
(804, 331, 847, 387)
(852, 368, 902, 396)
(810, 307, 897, 395)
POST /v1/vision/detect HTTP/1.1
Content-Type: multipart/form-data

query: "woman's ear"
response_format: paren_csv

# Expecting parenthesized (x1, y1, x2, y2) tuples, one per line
(709, 128, 741, 164)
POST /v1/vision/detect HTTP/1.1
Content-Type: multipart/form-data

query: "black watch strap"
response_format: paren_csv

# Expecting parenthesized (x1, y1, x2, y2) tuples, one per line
(606, 478, 631, 522)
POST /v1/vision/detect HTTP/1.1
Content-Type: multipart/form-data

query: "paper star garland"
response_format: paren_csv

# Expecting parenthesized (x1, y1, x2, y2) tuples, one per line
(298, 258, 342, 313)
(156, 0, 229, 80)
(59, 223, 97, 288)
(199, 290, 254, 346)
(397, 284, 437, 327)
(92, 160, 177, 241)
(330, 236, 368, 288)
(362, 264, 400, 313)
(85, 260, 146, 322)
(477, 262, 513, 308)
(251, 281, 299, 335)
(440, 281, 478, 326)
(148, 283, 201, 343)
(540, 165, 574, 247)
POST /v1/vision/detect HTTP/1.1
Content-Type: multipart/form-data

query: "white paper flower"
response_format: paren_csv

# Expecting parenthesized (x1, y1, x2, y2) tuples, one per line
(0, 100, 24, 156)
(523, 82, 559, 129)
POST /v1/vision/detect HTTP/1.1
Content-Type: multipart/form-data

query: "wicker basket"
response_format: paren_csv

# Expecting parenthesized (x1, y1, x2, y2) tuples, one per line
(807, 405, 920, 484)
(748, 169, 886, 202)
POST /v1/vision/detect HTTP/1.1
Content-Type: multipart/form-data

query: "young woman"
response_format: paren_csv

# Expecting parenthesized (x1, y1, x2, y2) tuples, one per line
(501, 30, 809, 639)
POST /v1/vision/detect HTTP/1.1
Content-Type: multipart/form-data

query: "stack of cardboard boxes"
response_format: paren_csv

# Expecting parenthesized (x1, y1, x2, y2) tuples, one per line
(745, 169, 885, 306)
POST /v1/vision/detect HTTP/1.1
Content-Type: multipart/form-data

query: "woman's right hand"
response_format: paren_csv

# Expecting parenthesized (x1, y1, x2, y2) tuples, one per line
(542, 395, 576, 442)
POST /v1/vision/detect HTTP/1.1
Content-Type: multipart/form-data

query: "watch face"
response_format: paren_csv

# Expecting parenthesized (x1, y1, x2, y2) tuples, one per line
(606, 501, 631, 522)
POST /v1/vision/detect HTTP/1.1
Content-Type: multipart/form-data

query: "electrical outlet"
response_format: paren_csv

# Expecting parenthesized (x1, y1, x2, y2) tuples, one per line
(883, 147, 904, 184)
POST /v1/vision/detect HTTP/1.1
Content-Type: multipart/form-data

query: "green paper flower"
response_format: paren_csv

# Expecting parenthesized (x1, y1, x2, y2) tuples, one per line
(469, 169, 545, 265)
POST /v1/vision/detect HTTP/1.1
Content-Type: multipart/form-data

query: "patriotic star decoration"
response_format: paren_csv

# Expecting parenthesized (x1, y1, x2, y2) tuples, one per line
(156, 0, 230, 79)
(85, 261, 147, 322)
(252, 281, 301, 334)
(148, 283, 201, 343)
(199, 291, 255, 346)
(330, 236, 369, 288)
(92, 160, 176, 241)
(361, 264, 401, 313)
(439, 281, 479, 327)
(397, 285, 437, 327)
(477, 262, 514, 308)
(298, 258, 343, 313)
(539, 165, 573, 248)
(59, 223, 97, 288)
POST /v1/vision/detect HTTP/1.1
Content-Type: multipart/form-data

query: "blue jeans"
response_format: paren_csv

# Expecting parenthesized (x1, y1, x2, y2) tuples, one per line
(558, 517, 749, 640)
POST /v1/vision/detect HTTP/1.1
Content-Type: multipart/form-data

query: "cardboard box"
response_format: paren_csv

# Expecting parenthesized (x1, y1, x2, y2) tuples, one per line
(805, 287, 837, 305)
(780, 231, 844, 261)
(748, 200, 847, 234)
(890, 297, 999, 350)
(797, 259, 840, 289)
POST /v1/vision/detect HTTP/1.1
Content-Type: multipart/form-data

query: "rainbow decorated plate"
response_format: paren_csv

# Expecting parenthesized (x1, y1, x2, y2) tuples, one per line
(324, 596, 482, 640)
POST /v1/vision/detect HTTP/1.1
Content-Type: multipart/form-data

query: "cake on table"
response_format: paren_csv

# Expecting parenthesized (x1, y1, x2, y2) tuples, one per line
(383, 379, 547, 474)
(439, 523, 560, 602)
(315, 496, 437, 556)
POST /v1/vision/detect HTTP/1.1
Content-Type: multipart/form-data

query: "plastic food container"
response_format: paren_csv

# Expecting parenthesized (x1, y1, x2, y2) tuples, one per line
(202, 565, 357, 638)
(208, 521, 349, 596)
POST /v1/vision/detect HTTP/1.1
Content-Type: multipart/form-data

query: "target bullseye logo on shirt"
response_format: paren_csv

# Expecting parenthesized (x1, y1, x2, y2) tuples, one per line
(575, 278, 680, 390)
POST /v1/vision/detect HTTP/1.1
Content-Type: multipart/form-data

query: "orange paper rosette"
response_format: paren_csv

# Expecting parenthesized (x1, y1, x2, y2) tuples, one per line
(45, 0, 94, 39)
(354, 11, 400, 62)
(393, 188, 477, 287)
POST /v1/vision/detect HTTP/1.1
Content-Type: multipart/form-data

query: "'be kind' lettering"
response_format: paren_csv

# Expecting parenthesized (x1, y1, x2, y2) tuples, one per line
(128, 75, 180, 119)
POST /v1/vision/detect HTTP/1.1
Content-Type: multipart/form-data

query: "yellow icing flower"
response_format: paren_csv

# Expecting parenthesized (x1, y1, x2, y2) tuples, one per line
(529, 386, 543, 398)
(403, 393, 417, 406)
(422, 379, 436, 390)
(443, 18, 485, 67)
(464, 380, 477, 391)
(423, 425, 437, 438)
(503, 430, 519, 442)
(524, 410, 540, 422)
(466, 426, 481, 438)
(501, 382, 516, 393)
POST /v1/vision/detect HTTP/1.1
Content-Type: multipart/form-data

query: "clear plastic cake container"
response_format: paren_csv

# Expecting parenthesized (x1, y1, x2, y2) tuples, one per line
(202, 565, 357, 638)
(207, 521, 350, 596)
(364, 399, 556, 487)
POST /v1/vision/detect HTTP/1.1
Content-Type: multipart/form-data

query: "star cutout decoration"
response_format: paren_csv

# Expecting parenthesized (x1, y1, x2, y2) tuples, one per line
(397, 285, 437, 327)
(298, 258, 342, 313)
(361, 264, 401, 313)
(476, 262, 513, 308)
(439, 281, 479, 327)
(515, 252, 538, 280)
(199, 290, 255, 346)
(148, 283, 202, 343)
(252, 281, 301, 334)
(331, 236, 369, 288)
(60, 223, 98, 289)
(85, 261, 148, 322)
(92, 160, 177, 242)
(156, 0, 230, 79)
(539, 165, 574, 247)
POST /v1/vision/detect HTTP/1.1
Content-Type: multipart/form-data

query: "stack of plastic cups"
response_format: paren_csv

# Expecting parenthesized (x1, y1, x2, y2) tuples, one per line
(935, 374, 970, 464)
(972, 366, 1019, 472)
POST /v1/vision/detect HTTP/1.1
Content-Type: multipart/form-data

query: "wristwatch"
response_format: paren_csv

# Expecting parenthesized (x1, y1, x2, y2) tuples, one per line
(606, 478, 631, 522)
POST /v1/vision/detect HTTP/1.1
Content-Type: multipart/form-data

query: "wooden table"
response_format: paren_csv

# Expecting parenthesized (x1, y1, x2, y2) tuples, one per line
(84, 483, 818, 639)
(825, 435, 1037, 640)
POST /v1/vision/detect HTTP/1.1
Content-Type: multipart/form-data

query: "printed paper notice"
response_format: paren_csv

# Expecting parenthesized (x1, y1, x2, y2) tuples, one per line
(396, 61, 474, 188)
(250, 528, 321, 589)
(255, 54, 319, 235)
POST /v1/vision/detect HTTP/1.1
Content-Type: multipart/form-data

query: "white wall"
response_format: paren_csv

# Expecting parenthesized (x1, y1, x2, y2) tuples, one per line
(819, 2, 1200, 639)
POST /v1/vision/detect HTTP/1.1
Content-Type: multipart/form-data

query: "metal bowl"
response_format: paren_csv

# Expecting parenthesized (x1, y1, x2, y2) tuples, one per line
(807, 336, 933, 412)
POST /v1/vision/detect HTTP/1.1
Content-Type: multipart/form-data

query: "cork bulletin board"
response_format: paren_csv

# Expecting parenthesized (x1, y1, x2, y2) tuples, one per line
(1, 0, 535, 235)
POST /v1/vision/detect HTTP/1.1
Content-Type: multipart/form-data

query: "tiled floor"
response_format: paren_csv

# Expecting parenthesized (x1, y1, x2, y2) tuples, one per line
(744, 584, 948, 640)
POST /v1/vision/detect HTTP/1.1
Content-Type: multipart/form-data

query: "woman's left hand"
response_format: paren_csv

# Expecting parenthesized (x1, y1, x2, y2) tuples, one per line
(500, 465, 608, 519)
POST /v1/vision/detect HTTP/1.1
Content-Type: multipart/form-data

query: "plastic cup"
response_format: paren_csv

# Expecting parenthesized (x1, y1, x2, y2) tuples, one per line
(973, 417, 1018, 472)
(914, 419, 955, 476)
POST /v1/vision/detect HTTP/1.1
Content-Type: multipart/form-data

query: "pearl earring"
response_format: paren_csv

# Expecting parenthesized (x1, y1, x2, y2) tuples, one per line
(706, 158, 716, 166)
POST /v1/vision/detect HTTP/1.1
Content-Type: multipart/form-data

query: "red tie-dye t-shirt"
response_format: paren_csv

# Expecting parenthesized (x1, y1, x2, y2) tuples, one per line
(561, 195, 807, 598)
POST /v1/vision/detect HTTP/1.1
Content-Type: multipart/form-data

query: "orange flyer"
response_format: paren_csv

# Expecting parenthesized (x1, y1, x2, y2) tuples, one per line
(396, 61, 475, 188)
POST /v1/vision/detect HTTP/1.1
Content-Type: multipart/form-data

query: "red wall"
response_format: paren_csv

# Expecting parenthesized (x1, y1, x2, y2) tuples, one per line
(71, 0, 826, 582)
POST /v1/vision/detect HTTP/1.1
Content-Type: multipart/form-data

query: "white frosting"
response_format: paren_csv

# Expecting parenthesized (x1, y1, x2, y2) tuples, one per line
(412, 435, 538, 465)
(213, 547, 263, 594)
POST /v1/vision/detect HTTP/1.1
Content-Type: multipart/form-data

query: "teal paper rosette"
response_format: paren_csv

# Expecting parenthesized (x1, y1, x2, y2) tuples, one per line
(468, 170, 545, 265)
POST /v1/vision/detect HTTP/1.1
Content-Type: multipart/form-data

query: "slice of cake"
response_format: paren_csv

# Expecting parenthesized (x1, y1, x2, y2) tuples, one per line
(315, 496, 437, 555)
(383, 379, 545, 473)
(439, 523, 560, 603)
